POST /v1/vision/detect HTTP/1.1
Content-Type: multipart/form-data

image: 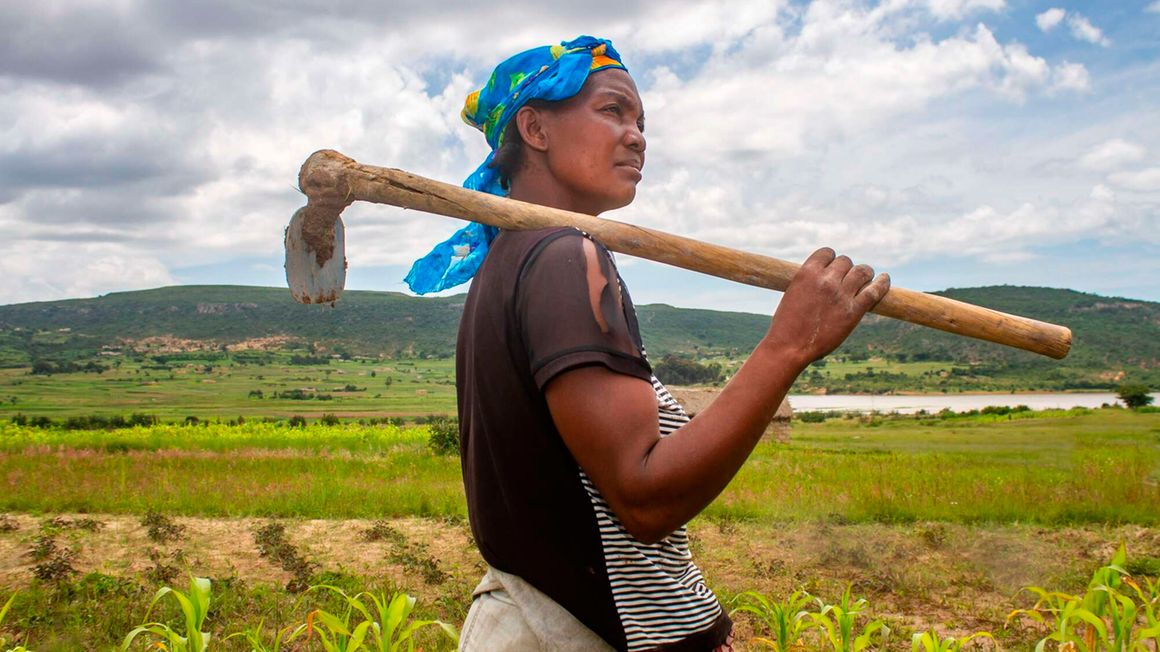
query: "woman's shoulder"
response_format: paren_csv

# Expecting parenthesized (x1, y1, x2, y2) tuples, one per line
(495, 227, 611, 270)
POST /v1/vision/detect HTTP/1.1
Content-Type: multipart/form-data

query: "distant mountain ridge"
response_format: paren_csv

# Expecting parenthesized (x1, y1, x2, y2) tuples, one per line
(0, 285, 1157, 383)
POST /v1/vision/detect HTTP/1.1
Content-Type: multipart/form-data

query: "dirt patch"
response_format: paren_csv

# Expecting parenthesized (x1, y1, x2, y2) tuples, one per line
(2, 513, 1157, 646)
(226, 336, 300, 352)
(0, 513, 482, 595)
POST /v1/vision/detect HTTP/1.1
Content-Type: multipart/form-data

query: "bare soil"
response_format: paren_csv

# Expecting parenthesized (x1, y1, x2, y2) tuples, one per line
(2, 513, 1157, 648)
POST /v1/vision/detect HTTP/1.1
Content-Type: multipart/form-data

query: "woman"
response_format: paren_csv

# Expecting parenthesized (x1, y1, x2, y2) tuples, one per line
(406, 36, 889, 652)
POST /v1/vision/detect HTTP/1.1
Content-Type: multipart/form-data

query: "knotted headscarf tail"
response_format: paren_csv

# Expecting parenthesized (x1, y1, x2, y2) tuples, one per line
(404, 35, 628, 294)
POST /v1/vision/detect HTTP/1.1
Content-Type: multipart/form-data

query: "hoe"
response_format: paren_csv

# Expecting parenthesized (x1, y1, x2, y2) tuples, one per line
(285, 149, 1071, 360)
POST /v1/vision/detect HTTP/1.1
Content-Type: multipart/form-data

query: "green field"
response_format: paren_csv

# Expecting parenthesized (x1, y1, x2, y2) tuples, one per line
(1, 408, 1157, 524)
(0, 357, 458, 421)
(1, 403, 1159, 649)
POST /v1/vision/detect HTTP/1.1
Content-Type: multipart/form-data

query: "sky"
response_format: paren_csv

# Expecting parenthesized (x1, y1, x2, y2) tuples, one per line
(2, 0, 1158, 315)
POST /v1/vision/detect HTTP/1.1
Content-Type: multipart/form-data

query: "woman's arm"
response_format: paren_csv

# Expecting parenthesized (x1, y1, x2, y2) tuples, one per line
(544, 247, 889, 544)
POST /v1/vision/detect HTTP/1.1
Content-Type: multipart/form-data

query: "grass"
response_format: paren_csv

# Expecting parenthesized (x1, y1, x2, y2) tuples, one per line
(1, 409, 1155, 524)
(0, 358, 458, 421)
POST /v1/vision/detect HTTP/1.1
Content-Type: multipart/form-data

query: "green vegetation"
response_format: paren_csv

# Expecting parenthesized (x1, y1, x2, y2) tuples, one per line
(2, 536, 1157, 650)
(0, 357, 457, 421)
(1, 408, 1157, 524)
(0, 575, 459, 652)
(1006, 543, 1160, 650)
(1119, 383, 1156, 409)
(1, 284, 1157, 393)
(653, 354, 725, 385)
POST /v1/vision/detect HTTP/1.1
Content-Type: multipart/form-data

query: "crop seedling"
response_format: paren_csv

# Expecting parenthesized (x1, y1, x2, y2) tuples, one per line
(2, 591, 31, 652)
(730, 588, 815, 651)
(910, 628, 995, 651)
(225, 618, 305, 652)
(289, 584, 458, 652)
(809, 585, 891, 652)
(1007, 543, 1160, 651)
(122, 575, 212, 652)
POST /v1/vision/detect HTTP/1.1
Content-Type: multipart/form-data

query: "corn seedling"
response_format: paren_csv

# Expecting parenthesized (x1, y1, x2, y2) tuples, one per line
(730, 589, 815, 651)
(1007, 587, 1104, 651)
(1007, 544, 1160, 651)
(910, 628, 995, 651)
(809, 585, 890, 652)
(1, 591, 30, 652)
(1125, 576, 1160, 642)
(289, 584, 458, 652)
(122, 575, 212, 652)
(225, 618, 305, 652)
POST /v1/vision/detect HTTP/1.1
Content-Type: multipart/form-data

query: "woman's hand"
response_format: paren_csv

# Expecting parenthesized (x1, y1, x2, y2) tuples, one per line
(763, 247, 890, 369)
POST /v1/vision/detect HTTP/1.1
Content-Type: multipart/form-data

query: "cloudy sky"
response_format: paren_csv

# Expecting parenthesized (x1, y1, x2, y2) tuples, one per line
(2, 0, 1158, 314)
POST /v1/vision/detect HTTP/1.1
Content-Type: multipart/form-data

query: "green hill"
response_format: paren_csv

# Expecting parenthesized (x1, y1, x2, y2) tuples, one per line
(0, 284, 1156, 389)
(843, 286, 1160, 369)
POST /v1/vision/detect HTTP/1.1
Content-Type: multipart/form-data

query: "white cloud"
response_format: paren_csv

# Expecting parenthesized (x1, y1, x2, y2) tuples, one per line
(1067, 13, 1112, 47)
(0, 239, 176, 305)
(1036, 8, 1066, 31)
(0, 1, 1155, 306)
(1147, 1, 1160, 14)
(920, 0, 1006, 21)
(1108, 168, 1160, 192)
(1079, 139, 1147, 171)
(1052, 61, 1091, 92)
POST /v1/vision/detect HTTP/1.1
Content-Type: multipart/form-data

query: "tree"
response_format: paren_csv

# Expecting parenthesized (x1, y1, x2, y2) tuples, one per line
(1117, 384, 1154, 409)
(653, 355, 723, 385)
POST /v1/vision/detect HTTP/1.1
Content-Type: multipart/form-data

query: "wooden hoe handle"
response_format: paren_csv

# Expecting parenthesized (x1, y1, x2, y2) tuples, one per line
(291, 149, 1072, 360)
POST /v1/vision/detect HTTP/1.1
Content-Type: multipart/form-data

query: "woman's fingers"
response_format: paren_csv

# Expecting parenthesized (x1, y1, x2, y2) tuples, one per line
(829, 254, 854, 278)
(856, 273, 891, 311)
(801, 247, 837, 274)
(840, 263, 875, 295)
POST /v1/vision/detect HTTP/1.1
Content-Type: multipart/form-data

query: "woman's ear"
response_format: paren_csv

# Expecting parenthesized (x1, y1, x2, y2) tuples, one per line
(515, 105, 549, 153)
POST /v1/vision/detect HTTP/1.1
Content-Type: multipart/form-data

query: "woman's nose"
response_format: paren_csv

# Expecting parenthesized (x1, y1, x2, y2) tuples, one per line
(626, 127, 646, 153)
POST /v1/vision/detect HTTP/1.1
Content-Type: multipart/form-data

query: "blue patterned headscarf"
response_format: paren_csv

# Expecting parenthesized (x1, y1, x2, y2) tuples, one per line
(403, 36, 627, 294)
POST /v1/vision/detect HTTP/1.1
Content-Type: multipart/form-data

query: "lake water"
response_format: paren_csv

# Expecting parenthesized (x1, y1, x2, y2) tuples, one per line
(785, 392, 1159, 414)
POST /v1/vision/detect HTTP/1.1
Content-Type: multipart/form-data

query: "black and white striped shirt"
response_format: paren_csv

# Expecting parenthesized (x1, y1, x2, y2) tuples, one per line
(578, 375, 724, 650)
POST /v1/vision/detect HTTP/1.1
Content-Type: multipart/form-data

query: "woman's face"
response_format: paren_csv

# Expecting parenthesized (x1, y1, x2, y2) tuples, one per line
(538, 69, 646, 215)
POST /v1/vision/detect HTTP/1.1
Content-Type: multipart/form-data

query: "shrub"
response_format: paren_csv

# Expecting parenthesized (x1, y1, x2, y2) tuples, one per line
(141, 511, 185, 544)
(427, 417, 460, 456)
(797, 411, 838, 423)
(253, 522, 316, 592)
(1117, 383, 1154, 409)
(29, 534, 78, 583)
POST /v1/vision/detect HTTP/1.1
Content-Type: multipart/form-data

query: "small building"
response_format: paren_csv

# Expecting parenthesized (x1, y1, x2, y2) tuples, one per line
(668, 387, 793, 443)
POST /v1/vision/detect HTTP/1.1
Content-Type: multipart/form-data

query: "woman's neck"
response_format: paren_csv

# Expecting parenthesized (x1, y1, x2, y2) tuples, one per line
(508, 173, 599, 216)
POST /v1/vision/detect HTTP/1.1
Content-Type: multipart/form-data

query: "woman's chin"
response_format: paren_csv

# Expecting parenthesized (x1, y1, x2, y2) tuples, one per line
(598, 188, 637, 214)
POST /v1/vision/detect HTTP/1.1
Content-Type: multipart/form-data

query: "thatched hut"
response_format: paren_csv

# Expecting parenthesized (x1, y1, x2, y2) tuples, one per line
(667, 387, 793, 443)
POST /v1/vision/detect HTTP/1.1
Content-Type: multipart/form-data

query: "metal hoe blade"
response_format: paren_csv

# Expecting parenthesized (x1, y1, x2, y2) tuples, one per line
(284, 206, 346, 305)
